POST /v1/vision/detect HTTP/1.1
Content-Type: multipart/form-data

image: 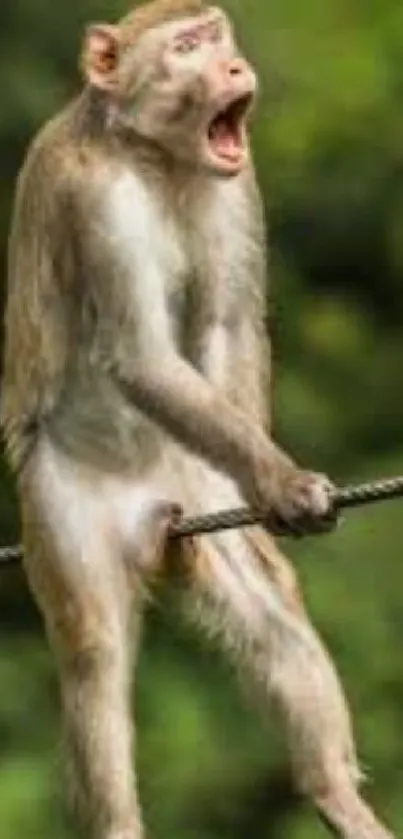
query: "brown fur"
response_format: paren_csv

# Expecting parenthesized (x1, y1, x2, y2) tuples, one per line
(1, 3, 396, 839)
(119, 0, 207, 46)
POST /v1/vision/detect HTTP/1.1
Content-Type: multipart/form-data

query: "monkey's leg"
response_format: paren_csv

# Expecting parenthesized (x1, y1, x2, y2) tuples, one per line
(20, 491, 144, 839)
(58, 600, 142, 839)
(182, 528, 395, 839)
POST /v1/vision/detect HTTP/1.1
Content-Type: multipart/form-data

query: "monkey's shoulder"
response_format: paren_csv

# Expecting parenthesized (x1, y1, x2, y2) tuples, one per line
(13, 99, 109, 214)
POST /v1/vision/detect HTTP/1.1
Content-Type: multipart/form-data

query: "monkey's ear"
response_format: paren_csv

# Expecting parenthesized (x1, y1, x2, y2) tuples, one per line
(81, 24, 120, 91)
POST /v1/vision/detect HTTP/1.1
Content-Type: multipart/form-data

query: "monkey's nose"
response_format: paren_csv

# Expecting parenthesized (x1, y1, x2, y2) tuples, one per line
(228, 57, 248, 77)
(209, 54, 256, 92)
(225, 57, 257, 97)
(228, 58, 245, 76)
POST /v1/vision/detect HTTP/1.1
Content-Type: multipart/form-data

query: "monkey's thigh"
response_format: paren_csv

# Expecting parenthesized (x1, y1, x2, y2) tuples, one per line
(177, 460, 306, 617)
(19, 438, 173, 646)
(19, 439, 151, 837)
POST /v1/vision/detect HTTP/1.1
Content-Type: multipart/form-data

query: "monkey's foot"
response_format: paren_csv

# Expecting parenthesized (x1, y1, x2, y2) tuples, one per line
(316, 785, 395, 839)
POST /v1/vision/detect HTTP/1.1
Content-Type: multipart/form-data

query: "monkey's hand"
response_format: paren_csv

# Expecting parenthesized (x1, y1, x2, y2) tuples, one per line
(243, 452, 338, 536)
(136, 501, 183, 573)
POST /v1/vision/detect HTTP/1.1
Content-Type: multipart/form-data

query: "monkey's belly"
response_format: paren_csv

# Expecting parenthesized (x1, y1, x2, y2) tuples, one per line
(47, 375, 166, 474)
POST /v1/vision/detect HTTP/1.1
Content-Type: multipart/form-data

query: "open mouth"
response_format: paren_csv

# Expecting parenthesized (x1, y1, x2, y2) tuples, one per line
(207, 92, 254, 167)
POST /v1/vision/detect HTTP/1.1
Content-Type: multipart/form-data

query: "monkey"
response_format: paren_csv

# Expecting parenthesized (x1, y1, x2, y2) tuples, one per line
(0, 1, 395, 838)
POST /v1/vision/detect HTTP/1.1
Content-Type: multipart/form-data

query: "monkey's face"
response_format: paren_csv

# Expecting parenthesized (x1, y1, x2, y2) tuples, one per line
(84, 7, 257, 177)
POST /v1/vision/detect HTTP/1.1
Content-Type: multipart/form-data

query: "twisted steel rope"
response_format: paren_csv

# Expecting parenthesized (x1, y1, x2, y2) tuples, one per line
(169, 475, 403, 538)
(0, 543, 23, 564)
(1, 475, 403, 565)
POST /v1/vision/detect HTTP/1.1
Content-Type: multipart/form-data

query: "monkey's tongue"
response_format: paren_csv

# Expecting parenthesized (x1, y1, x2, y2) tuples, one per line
(209, 118, 242, 160)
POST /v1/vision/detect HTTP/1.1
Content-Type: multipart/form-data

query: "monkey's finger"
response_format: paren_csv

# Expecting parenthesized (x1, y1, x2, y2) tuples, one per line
(154, 501, 184, 534)
(292, 507, 342, 537)
(263, 512, 307, 539)
(263, 504, 342, 538)
(168, 502, 184, 527)
(139, 502, 185, 573)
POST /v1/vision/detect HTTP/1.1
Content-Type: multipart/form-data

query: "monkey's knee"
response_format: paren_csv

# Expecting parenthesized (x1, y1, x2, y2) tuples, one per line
(47, 594, 126, 685)
(268, 623, 361, 795)
(62, 637, 122, 682)
(293, 742, 362, 801)
(308, 770, 395, 839)
(288, 715, 374, 839)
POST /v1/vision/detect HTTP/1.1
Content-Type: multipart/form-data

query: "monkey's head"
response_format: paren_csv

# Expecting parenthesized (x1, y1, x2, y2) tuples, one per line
(81, 0, 257, 177)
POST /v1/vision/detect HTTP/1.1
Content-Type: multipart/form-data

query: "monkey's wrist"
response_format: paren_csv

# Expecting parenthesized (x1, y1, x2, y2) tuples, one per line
(238, 437, 300, 509)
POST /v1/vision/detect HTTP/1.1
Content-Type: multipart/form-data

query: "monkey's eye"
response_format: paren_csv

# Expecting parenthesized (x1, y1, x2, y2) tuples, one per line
(174, 35, 200, 55)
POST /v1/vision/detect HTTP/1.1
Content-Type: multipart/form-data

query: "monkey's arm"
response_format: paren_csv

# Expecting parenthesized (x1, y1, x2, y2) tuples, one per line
(78, 179, 334, 523)
(228, 170, 272, 428)
(229, 298, 271, 430)
(1, 159, 75, 469)
(112, 350, 288, 498)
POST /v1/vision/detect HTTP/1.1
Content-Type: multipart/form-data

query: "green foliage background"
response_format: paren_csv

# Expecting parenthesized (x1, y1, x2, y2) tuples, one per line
(1, 0, 403, 836)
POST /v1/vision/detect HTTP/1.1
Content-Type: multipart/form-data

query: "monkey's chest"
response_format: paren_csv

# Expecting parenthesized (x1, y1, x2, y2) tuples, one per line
(167, 263, 238, 389)
(165, 215, 244, 382)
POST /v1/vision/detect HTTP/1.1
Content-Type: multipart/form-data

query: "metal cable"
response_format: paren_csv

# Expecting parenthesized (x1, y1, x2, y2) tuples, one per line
(0, 543, 23, 564)
(169, 475, 403, 539)
(1, 474, 403, 565)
